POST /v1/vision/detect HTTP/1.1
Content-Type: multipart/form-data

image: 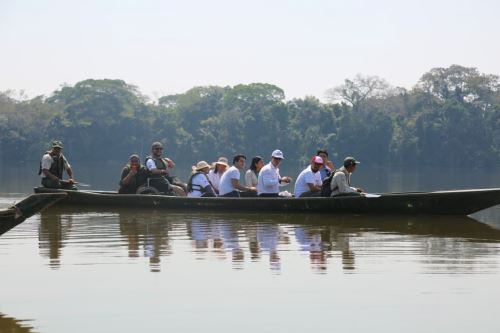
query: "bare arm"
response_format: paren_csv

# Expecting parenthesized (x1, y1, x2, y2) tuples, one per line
(231, 179, 256, 192)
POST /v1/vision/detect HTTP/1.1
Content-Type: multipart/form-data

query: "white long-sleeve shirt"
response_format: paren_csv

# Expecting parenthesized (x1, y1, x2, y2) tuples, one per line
(257, 162, 281, 195)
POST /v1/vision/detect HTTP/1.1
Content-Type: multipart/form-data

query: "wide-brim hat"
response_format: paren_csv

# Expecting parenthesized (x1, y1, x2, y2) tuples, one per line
(194, 160, 211, 171)
(214, 157, 229, 168)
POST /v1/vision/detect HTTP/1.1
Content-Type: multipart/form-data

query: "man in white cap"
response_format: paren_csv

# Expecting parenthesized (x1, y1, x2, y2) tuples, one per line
(187, 161, 216, 197)
(294, 156, 324, 197)
(330, 156, 364, 197)
(257, 149, 292, 197)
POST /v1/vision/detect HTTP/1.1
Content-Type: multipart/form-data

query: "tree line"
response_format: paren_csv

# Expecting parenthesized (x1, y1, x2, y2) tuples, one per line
(1, 65, 499, 167)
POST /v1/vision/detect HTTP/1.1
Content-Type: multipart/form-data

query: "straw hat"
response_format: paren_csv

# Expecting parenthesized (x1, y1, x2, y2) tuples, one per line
(214, 157, 229, 168)
(193, 160, 211, 172)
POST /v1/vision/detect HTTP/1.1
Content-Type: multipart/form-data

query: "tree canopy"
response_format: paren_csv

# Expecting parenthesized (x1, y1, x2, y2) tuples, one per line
(1, 65, 499, 167)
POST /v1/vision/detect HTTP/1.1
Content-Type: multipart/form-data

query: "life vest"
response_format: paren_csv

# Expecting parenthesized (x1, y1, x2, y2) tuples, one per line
(144, 156, 168, 179)
(187, 171, 214, 194)
(38, 151, 65, 179)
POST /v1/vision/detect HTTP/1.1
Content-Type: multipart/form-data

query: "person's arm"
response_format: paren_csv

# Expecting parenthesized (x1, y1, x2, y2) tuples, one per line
(41, 155, 60, 182)
(120, 167, 137, 185)
(231, 179, 256, 192)
(337, 173, 357, 193)
(305, 173, 321, 192)
(202, 185, 217, 197)
(262, 168, 279, 187)
(146, 159, 168, 176)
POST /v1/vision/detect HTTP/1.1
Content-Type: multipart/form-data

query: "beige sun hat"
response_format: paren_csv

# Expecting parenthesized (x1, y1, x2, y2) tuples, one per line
(214, 157, 229, 168)
(193, 160, 211, 172)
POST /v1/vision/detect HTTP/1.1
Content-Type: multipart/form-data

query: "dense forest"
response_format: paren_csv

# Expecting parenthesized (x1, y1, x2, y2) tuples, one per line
(1, 65, 499, 167)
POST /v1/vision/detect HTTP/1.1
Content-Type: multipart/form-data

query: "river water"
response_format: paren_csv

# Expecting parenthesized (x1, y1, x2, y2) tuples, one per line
(1, 163, 500, 332)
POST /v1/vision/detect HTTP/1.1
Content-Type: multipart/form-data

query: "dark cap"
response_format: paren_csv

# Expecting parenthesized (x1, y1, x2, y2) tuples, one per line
(151, 141, 163, 149)
(343, 156, 360, 167)
(52, 140, 63, 149)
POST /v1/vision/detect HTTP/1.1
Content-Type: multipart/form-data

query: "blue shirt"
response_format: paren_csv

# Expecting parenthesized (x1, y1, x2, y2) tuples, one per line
(319, 166, 332, 181)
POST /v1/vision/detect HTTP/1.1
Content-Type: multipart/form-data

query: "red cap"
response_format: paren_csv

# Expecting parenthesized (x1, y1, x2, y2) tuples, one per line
(311, 156, 324, 165)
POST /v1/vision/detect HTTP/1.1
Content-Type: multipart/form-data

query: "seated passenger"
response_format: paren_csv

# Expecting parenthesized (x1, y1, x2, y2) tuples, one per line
(218, 154, 257, 197)
(330, 157, 364, 197)
(317, 149, 335, 181)
(144, 142, 186, 196)
(294, 156, 324, 197)
(187, 161, 217, 197)
(208, 157, 229, 194)
(245, 156, 264, 187)
(257, 150, 292, 197)
(39, 140, 77, 190)
(119, 154, 148, 194)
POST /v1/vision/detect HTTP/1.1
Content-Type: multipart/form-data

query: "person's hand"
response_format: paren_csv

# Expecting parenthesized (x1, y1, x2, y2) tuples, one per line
(166, 158, 175, 168)
(326, 161, 334, 170)
(281, 176, 292, 183)
(68, 178, 75, 185)
(129, 168, 137, 176)
(249, 187, 257, 192)
(356, 188, 364, 193)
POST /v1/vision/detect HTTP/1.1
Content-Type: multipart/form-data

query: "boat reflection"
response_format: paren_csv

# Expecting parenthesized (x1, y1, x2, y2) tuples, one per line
(37, 207, 500, 273)
(0, 312, 35, 333)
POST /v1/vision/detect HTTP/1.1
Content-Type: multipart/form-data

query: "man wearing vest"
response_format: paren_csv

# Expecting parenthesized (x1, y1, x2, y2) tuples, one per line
(39, 140, 77, 189)
(145, 142, 186, 196)
(330, 157, 364, 197)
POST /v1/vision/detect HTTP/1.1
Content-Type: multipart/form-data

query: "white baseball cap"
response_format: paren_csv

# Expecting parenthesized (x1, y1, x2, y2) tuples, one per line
(271, 149, 284, 159)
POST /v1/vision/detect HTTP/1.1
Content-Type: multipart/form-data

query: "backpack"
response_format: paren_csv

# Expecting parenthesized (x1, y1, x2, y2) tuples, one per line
(321, 170, 336, 197)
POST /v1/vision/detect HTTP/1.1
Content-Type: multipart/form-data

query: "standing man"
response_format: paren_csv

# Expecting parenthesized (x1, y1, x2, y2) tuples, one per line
(330, 157, 364, 197)
(257, 150, 292, 197)
(145, 142, 186, 196)
(39, 140, 77, 189)
(294, 156, 324, 197)
(218, 154, 257, 197)
(317, 149, 335, 181)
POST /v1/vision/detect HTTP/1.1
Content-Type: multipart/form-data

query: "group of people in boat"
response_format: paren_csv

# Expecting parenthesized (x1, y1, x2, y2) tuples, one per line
(39, 140, 365, 198)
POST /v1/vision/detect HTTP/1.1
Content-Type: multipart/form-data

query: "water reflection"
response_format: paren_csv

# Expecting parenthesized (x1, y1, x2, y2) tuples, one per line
(0, 312, 35, 333)
(119, 212, 172, 272)
(37, 207, 500, 274)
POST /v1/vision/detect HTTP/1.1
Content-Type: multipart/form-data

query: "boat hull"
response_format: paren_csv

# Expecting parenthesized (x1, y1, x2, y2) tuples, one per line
(33, 187, 500, 215)
(0, 193, 67, 236)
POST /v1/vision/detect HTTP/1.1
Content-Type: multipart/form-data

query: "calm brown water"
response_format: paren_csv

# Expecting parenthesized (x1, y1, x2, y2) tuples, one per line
(1, 164, 500, 332)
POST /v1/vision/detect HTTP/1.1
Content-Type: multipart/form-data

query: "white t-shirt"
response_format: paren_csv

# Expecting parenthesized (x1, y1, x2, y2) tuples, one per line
(41, 153, 70, 178)
(218, 166, 240, 196)
(257, 162, 281, 194)
(294, 166, 322, 197)
(188, 173, 211, 198)
(208, 169, 222, 191)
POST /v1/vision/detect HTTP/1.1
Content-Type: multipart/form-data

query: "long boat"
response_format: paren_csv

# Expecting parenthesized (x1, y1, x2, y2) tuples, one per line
(33, 187, 500, 215)
(0, 193, 67, 236)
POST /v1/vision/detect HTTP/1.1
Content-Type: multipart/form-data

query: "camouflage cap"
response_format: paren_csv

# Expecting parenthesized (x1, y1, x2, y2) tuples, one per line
(52, 140, 63, 149)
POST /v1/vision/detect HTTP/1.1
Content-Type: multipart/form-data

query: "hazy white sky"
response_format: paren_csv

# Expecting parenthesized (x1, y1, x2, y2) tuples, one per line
(1, 0, 499, 100)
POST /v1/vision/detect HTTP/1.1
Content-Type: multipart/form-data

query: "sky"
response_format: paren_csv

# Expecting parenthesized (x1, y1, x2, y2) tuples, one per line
(1, 0, 499, 101)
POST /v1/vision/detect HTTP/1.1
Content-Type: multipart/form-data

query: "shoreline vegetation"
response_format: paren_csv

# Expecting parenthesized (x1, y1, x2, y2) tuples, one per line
(1, 64, 499, 167)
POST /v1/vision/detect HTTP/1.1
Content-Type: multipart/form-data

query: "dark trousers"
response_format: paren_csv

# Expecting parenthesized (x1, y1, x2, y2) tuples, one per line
(42, 178, 77, 190)
(258, 193, 280, 197)
(149, 178, 172, 194)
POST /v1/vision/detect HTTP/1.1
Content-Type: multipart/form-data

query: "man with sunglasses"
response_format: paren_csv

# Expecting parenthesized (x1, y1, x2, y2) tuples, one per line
(144, 142, 186, 196)
(257, 150, 292, 197)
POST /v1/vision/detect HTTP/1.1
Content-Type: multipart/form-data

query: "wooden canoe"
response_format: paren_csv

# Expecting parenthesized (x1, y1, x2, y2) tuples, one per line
(33, 187, 500, 215)
(0, 193, 67, 236)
